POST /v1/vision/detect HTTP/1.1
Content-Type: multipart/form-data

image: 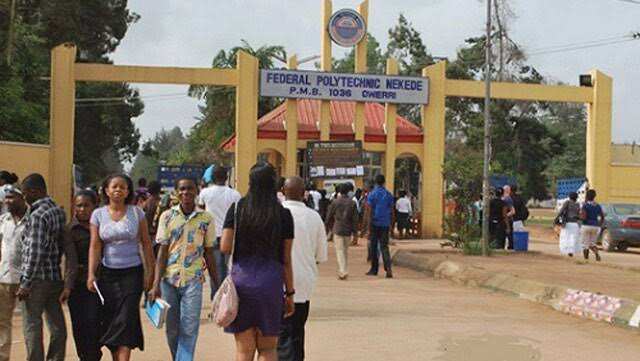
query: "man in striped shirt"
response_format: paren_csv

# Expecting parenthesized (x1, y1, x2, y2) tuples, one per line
(17, 174, 74, 361)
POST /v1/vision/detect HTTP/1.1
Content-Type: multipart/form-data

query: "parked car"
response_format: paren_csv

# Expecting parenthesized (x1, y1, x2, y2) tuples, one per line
(599, 203, 640, 252)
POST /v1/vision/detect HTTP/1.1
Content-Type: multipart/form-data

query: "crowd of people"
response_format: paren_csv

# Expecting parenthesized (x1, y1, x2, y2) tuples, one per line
(0, 165, 414, 361)
(487, 184, 530, 249)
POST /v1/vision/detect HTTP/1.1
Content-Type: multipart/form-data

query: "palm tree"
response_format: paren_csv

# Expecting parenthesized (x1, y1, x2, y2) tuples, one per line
(184, 40, 287, 163)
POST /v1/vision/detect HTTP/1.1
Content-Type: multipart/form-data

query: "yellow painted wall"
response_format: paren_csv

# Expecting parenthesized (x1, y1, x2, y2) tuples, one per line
(608, 164, 640, 203)
(0, 142, 51, 184)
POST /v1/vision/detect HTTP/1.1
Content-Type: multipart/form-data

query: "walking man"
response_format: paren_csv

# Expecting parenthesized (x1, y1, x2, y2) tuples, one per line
(325, 183, 358, 280)
(149, 177, 218, 361)
(18, 174, 75, 361)
(279, 176, 328, 361)
(366, 174, 394, 278)
(0, 185, 28, 361)
(198, 166, 240, 296)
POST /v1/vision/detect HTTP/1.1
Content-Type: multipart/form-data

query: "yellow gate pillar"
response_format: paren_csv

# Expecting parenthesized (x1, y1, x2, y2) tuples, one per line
(384, 58, 399, 195)
(421, 62, 446, 238)
(285, 55, 299, 176)
(49, 43, 76, 217)
(319, 0, 332, 141)
(353, 0, 368, 142)
(235, 51, 259, 195)
(586, 70, 612, 201)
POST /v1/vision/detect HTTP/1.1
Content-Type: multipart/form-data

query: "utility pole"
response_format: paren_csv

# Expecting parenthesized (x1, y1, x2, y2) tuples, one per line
(481, 0, 493, 256)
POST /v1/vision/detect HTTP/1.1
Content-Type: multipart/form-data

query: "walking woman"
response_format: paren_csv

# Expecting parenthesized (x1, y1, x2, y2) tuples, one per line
(580, 189, 604, 261)
(87, 174, 155, 360)
(220, 162, 295, 361)
(557, 192, 582, 257)
(66, 190, 102, 361)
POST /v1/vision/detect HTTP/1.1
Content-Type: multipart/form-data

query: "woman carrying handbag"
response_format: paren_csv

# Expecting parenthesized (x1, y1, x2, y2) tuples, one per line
(219, 162, 295, 361)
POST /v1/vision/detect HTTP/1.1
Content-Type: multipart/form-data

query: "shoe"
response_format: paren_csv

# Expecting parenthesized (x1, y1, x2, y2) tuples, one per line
(385, 272, 393, 279)
(365, 271, 377, 276)
(338, 275, 348, 280)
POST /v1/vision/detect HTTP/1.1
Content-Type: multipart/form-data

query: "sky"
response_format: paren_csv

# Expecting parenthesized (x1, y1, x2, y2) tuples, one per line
(110, 0, 640, 145)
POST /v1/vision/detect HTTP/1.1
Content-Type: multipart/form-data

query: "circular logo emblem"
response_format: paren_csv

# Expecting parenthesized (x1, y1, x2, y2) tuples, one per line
(328, 9, 366, 47)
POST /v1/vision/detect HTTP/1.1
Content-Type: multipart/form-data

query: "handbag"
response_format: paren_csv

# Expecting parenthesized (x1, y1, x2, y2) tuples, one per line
(211, 202, 239, 327)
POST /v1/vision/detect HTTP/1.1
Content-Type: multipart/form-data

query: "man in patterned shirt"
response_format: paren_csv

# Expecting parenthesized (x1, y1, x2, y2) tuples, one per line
(18, 173, 76, 361)
(149, 176, 218, 361)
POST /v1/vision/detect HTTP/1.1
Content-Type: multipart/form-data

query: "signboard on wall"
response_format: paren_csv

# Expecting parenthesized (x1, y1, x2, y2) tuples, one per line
(307, 141, 364, 179)
(260, 69, 429, 105)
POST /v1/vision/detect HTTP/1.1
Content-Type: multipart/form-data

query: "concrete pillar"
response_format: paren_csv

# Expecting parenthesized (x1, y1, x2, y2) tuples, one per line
(384, 58, 399, 195)
(235, 51, 259, 195)
(421, 62, 446, 238)
(319, 0, 332, 141)
(353, 0, 368, 142)
(586, 70, 612, 201)
(285, 55, 299, 176)
(49, 43, 76, 217)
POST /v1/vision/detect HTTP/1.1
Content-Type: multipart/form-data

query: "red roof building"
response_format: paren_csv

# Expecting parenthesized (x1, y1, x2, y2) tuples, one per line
(221, 99, 423, 150)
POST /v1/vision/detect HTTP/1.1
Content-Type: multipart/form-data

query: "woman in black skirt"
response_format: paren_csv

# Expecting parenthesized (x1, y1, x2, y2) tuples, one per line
(87, 174, 155, 360)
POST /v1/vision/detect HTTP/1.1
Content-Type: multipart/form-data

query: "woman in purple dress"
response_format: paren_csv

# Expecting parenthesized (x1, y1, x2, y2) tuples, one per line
(220, 162, 295, 361)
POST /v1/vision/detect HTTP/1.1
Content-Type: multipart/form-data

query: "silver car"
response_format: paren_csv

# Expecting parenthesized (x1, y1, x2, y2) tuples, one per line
(599, 203, 640, 252)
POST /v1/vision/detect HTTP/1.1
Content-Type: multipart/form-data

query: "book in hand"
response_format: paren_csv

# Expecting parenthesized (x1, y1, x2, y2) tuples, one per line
(145, 298, 171, 329)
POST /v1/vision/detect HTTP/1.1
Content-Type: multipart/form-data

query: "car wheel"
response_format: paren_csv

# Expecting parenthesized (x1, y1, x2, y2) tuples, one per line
(601, 230, 616, 252)
(617, 242, 629, 252)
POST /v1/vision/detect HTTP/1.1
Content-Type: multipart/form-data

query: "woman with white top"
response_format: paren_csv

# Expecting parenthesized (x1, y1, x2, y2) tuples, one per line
(395, 190, 412, 239)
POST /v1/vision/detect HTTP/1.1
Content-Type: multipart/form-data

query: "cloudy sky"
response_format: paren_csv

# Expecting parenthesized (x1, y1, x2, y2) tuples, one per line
(110, 0, 640, 144)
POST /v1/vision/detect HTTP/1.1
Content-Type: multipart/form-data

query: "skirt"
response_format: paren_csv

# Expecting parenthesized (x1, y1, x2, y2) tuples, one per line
(581, 225, 601, 248)
(224, 256, 284, 336)
(559, 222, 582, 255)
(98, 265, 144, 352)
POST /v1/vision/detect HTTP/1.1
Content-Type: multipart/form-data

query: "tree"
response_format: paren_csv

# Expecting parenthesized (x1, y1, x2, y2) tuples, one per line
(1, 0, 143, 184)
(130, 127, 187, 181)
(184, 40, 287, 164)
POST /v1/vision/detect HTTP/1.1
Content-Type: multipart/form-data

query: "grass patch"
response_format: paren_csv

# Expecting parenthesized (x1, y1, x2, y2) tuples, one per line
(526, 218, 554, 228)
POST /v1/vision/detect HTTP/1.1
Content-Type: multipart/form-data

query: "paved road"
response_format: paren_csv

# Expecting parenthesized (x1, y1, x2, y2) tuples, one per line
(10, 245, 640, 360)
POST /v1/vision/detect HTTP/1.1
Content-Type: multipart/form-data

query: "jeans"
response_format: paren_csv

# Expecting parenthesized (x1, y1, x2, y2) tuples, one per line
(369, 226, 392, 274)
(161, 280, 203, 361)
(210, 238, 229, 299)
(278, 302, 310, 361)
(21, 280, 67, 361)
(0, 283, 18, 361)
(68, 284, 102, 361)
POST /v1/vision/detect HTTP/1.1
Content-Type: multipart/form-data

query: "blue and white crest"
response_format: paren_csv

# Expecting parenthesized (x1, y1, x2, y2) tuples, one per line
(328, 9, 366, 47)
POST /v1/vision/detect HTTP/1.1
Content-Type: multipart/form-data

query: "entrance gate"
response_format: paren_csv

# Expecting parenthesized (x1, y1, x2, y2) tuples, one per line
(0, 1, 623, 238)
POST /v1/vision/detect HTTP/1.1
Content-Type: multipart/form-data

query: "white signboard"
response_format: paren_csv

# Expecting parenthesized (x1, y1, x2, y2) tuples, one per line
(260, 69, 429, 105)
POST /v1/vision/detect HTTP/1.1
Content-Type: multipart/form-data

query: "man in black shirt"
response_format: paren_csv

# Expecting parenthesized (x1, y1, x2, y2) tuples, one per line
(489, 188, 509, 249)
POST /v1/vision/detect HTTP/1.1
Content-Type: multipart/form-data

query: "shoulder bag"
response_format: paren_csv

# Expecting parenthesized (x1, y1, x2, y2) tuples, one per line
(211, 202, 239, 327)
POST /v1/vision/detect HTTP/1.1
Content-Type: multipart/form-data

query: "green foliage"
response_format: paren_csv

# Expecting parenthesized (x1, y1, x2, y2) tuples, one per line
(331, 33, 385, 75)
(0, 0, 142, 184)
(130, 127, 187, 181)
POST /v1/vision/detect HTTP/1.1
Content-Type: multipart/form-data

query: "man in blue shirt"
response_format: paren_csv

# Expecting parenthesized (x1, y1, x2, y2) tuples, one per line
(366, 174, 394, 278)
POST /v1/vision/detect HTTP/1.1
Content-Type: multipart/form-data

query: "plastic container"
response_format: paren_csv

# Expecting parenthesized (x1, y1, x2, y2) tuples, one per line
(513, 231, 529, 251)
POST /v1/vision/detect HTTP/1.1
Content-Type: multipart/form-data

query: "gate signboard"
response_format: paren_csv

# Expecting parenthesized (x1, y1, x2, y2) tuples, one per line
(307, 140, 364, 179)
(260, 69, 429, 105)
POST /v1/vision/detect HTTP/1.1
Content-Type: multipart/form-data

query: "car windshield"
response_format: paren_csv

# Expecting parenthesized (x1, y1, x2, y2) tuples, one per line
(612, 204, 640, 216)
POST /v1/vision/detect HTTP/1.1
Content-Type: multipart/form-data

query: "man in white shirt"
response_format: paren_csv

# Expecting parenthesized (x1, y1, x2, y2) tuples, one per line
(279, 176, 328, 361)
(0, 185, 28, 361)
(197, 167, 240, 296)
(307, 184, 321, 212)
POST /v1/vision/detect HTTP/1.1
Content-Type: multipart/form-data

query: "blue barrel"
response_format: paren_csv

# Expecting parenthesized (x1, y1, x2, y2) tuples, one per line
(513, 231, 529, 251)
